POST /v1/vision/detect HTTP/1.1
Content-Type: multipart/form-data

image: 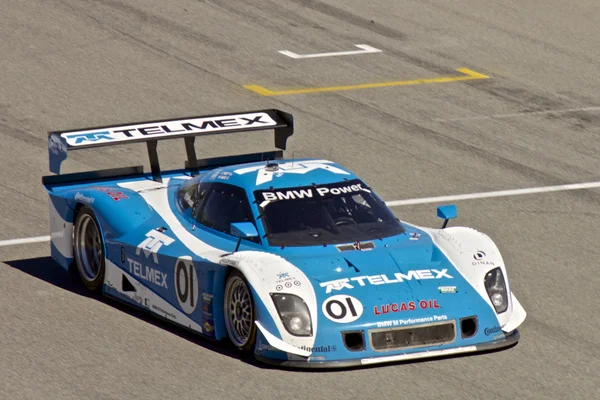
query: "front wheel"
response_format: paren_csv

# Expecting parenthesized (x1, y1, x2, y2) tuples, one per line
(73, 206, 105, 291)
(224, 270, 257, 352)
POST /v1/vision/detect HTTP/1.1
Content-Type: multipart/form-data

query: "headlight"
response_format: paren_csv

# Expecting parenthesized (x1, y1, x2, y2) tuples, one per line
(271, 293, 312, 336)
(484, 267, 508, 313)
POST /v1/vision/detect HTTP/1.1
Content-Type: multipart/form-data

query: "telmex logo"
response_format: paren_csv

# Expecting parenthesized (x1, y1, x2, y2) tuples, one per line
(136, 229, 175, 264)
(65, 131, 113, 144)
(62, 112, 276, 146)
(236, 160, 349, 185)
(320, 269, 453, 293)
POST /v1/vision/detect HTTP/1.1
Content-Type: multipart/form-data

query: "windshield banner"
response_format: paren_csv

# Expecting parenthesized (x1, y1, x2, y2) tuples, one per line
(259, 182, 371, 203)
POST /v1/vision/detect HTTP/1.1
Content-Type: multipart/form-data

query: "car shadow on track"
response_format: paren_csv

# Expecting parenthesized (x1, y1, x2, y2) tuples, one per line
(5, 256, 274, 370)
(6, 256, 521, 373)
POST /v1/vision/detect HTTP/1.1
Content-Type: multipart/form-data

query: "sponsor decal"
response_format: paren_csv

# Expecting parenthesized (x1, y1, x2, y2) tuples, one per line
(260, 182, 368, 202)
(274, 272, 301, 290)
(92, 186, 129, 201)
(151, 304, 177, 320)
(300, 345, 336, 353)
(322, 295, 363, 323)
(320, 269, 453, 293)
(374, 299, 440, 315)
(136, 229, 175, 264)
(203, 321, 215, 334)
(235, 159, 350, 185)
(64, 131, 113, 144)
(127, 258, 168, 288)
(438, 286, 458, 294)
(484, 326, 502, 336)
(174, 256, 198, 315)
(257, 343, 337, 354)
(74, 192, 94, 204)
(62, 112, 276, 146)
(376, 315, 448, 328)
(202, 292, 214, 337)
(409, 232, 422, 241)
(472, 250, 496, 266)
(473, 260, 496, 266)
(216, 171, 232, 180)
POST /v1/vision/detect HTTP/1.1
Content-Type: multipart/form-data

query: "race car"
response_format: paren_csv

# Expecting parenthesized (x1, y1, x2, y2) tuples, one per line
(43, 109, 526, 368)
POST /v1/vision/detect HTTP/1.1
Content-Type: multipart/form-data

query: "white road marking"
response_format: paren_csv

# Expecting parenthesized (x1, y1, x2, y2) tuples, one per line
(2, 180, 600, 248)
(0, 235, 51, 247)
(385, 180, 600, 207)
(434, 106, 600, 122)
(278, 44, 382, 59)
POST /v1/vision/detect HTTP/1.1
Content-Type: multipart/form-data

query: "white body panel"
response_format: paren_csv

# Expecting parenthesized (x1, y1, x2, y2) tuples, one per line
(49, 199, 73, 259)
(418, 224, 526, 330)
(220, 251, 318, 356)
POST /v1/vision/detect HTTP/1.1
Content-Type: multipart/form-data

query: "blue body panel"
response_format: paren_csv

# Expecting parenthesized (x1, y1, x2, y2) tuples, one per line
(44, 159, 507, 365)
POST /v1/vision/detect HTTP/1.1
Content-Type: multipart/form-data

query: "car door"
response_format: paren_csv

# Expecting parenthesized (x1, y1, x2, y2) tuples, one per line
(171, 181, 263, 337)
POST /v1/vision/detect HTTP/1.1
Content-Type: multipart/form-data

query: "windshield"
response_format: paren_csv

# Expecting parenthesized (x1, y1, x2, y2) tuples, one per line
(255, 179, 405, 247)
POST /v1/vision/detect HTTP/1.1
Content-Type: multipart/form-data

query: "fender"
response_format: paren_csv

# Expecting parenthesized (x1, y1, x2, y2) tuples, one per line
(219, 251, 317, 357)
(46, 185, 155, 270)
(48, 193, 75, 270)
(64, 186, 155, 239)
(419, 226, 526, 332)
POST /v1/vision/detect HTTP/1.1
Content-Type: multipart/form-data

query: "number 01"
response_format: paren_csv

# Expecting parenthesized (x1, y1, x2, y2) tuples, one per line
(174, 257, 198, 314)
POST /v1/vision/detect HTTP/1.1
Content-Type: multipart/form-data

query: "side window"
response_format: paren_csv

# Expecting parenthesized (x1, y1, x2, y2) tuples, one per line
(177, 180, 209, 217)
(196, 183, 258, 242)
(177, 180, 198, 211)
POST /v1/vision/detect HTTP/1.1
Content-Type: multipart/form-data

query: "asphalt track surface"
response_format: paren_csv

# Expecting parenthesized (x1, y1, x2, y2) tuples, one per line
(1, 1, 599, 399)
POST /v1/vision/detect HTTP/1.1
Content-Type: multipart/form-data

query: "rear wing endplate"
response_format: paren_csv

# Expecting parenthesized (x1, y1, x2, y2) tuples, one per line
(47, 109, 293, 182)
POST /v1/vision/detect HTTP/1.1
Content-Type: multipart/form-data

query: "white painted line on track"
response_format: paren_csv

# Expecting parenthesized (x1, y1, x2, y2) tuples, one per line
(0, 235, 50, 247)
(278, 44, 382, 59)
(434, 106, 600, 122)
(386, 181, 600, 207)
(2, 180, 600, 248)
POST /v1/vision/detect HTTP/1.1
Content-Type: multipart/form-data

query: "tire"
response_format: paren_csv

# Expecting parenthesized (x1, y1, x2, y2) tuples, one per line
(73, 206, 106, 292)
(224, 270, 257, 352)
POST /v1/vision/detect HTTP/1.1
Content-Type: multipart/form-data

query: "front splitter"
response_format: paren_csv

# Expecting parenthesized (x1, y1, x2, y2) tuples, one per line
(255, 330, 520, 369)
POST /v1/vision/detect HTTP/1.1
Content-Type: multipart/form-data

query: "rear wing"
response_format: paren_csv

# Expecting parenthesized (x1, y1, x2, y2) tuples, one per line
(46, 109, 293, 183)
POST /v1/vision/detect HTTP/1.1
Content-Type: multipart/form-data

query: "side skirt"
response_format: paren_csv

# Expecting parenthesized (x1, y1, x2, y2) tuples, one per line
(103, 259, 205, 334)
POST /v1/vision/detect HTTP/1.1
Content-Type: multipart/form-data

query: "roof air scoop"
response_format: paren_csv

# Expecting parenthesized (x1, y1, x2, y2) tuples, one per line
(336, 242, 375, 252)
(265, 162, 280, 172)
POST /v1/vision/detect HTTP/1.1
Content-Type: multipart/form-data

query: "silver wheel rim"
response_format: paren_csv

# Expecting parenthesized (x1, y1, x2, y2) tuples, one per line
(224, 275, 253, 348)
(75, 214, 103, 282)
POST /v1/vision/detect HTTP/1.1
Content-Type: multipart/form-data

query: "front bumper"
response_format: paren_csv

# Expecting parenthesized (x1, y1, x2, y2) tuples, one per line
(255, 329, 520, 369)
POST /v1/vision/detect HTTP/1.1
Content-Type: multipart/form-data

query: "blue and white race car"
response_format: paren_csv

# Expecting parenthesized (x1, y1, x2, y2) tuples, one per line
(43, 109, 526, 368)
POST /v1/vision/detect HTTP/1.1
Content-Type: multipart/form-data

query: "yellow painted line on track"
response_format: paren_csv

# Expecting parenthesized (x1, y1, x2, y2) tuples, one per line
(244, 68, 489, 96)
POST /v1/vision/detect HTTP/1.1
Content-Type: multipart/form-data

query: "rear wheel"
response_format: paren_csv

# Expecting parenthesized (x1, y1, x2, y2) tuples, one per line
(73, 207, 105, 291)
(224, 270, 257, 352)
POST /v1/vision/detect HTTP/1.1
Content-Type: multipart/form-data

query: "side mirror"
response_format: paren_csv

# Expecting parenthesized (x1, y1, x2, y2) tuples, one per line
(437, 204, 457, 229)
(230, 222, 259, 252)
